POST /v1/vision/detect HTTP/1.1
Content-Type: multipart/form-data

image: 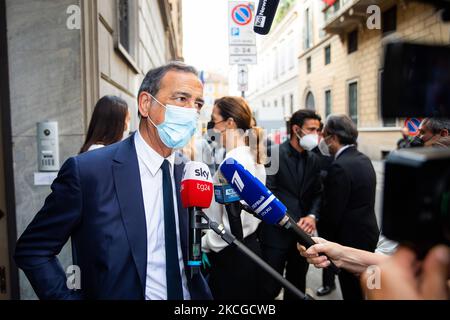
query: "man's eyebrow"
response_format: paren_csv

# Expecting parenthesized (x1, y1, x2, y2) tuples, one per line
(172, 91, 204, 104)
(173, 91, 192, 97)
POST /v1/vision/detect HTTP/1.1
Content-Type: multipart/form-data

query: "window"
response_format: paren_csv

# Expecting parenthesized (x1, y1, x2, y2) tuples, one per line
(274, 100, 278, 108)
(324, 45, 331, 65)
(280, 40, 286, 75)
(348, 82, 358, 126)
(306, 57, 311, 74)
(304, 8, 312, 49)
(117, 0, 138, 71)
(379, 69, 396, 127)
(382, 6, 397, 36)
(288, 32, 295, 70)
(118, 0, 130, 52)
(306, 92, 315, 110)
(348, 30, 358, 54)
(290, 94, 294, 114)
(333, 0, 340, 12)
(273, 47, 278, 79)
(325, 90, 332, 117)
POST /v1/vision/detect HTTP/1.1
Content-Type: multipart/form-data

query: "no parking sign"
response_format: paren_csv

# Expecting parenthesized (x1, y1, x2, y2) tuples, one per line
(229, 2, 257, 65)
(404, 118, 423, 136)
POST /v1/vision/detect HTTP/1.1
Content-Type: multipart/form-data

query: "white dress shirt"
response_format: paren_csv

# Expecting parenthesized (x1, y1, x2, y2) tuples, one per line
(202, 146, 266, 253)
(87, 144, 104, 151)
(134, 131, 191, 300)
(335, 144, 355, 159)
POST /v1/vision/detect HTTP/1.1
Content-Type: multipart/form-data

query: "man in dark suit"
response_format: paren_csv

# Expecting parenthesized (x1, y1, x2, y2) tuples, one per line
(260, 109, 323, 300)
(312, 123, 336, 297)
(14, 62, 212, 300)
(319, 114, 379, 300)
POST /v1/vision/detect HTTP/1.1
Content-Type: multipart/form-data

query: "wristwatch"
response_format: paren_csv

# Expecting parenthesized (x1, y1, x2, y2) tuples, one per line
(308, 214, 317, 221)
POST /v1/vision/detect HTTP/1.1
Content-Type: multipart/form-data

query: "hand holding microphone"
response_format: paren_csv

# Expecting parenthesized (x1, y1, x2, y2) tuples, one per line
(186, 161, 313, 299)
(218, 158, 340, 274)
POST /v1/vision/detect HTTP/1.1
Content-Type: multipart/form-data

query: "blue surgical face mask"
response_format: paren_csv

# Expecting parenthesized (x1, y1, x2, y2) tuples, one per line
(147, 94, 199, 149)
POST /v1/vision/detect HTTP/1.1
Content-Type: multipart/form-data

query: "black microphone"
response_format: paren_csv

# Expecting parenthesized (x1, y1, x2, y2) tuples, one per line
(254, 0, 280, 35)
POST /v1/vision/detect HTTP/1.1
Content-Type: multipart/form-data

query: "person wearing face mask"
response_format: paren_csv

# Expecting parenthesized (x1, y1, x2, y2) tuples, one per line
(201, 96, 266, 300)
(417, 118, 450, 148)
(14, 62, 212, 300)
(258, 109, 323, 300)
(317, 114, 379, 300)
(79, 95, 131, 154)
(311, 122, 337, 296)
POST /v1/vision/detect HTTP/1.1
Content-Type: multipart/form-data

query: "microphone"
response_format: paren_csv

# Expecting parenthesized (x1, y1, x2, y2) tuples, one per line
(214, 184, 240, 204)
(219, 158, 340, 274)
(181, 161, 213, 277)
(253, 0, 280, 35)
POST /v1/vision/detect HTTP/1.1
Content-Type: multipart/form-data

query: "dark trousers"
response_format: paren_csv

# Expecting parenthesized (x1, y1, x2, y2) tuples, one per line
(322, 267, 336, 287)
(260, 243, 309, 300)
(338, 269, 364, 300)
(207, 232, 263, 300)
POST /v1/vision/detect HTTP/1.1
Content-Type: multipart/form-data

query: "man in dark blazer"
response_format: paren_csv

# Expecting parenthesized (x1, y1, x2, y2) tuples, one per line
(260, 109, 323, 300)
(312, 125, 337, 297)
(319, 114, 379, 300)
(14, 62, 212, 300)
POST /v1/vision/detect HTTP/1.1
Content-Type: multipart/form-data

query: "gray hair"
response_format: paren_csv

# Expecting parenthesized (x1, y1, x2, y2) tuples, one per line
(138, 61, 198, 103)
(324, 114, 358, 145)
(421, 118, 450, 134)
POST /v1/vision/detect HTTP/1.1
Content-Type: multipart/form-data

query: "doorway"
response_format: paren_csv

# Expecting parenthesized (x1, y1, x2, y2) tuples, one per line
(0, 0, 19, 300)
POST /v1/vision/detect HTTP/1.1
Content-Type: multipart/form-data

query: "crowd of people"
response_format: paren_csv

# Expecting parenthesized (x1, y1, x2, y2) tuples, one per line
(14, 62, 449, 300)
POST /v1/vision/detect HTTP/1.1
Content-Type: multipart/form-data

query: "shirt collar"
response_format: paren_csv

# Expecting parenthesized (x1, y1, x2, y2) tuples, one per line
(134, 130, 175, 176)
(335, 144, 355, 160)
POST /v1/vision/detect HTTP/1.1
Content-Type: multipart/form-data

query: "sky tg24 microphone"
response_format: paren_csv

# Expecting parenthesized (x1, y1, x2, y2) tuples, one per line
(181, 161, 213, 276)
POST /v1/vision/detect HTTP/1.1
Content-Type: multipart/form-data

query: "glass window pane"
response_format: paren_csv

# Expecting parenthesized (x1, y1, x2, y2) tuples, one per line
(349, 82, 358, 125)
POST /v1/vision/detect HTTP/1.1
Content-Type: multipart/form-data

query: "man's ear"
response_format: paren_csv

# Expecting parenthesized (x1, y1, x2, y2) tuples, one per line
(138, 92, 151, 118)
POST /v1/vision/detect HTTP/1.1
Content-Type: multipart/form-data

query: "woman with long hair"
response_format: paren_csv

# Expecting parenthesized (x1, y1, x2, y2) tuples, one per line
(202, 96, 266, 300)
(79, 95, 130, 154)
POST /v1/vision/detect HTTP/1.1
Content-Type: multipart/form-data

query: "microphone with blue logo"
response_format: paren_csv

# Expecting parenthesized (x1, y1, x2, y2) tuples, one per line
(181, 161, 313, 299)
(219, 158, 340, 274)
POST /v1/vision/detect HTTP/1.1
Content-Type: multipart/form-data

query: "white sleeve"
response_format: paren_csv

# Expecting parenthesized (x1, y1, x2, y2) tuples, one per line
(375, 234, 399, 255)
(201, 173, 230, 253)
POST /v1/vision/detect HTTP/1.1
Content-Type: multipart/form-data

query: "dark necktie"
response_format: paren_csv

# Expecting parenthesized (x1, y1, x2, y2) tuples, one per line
(161, 160, 184, 300)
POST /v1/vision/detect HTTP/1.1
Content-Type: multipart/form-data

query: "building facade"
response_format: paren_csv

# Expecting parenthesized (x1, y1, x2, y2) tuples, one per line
(298, 0, 450, 159)
(200, 71, 229, 125)
(0, 0, 182, 299)
(247, 1, 303, 135)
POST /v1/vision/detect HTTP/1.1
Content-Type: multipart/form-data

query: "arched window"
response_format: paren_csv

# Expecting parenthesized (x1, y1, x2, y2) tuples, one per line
(305, 91, 315, 110)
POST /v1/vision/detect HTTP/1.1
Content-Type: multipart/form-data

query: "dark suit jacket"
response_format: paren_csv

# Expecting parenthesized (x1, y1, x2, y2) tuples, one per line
(14, 134, 212, 300)
(260, 141, 323, 249)
(319, 146, 379, 252)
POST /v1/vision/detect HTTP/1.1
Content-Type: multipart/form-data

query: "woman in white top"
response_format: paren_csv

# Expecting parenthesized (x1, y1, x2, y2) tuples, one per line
(79, 95, 131, 154)
(202, 96, 266, 300)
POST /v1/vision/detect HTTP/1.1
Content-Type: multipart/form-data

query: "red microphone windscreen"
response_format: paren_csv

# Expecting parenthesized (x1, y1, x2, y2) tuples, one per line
(181, 162, 213, 209)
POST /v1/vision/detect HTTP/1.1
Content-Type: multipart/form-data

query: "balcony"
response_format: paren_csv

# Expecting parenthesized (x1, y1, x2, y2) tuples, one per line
(323, 0, 395, 35)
